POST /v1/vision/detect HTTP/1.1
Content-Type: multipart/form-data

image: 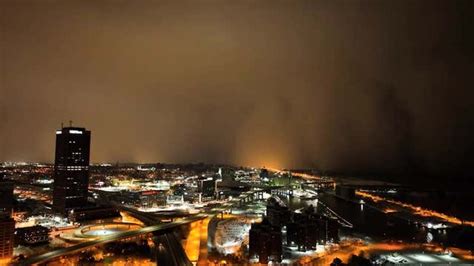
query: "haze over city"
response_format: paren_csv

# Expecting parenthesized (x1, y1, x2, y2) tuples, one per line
(2, 0, 473, 178)
(1, 1, 474, 265)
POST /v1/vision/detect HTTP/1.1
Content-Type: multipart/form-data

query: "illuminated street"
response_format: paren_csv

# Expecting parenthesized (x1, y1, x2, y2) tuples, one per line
(2, 0, 474, 264)
(0, 163, 472, 265)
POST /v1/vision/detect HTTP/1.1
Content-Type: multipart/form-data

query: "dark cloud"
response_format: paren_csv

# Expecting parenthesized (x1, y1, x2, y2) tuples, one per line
(1, 0, 473, 177)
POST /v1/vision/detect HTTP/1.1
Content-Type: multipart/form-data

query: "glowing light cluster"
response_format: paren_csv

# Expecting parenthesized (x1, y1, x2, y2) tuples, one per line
(356, 191, 474, 227)
(266, 167, 322, 180)
(291, 172, 321, 180)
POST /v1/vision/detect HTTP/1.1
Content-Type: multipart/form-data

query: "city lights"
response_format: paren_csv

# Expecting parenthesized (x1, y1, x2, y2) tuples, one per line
(2, 1, 473, 263)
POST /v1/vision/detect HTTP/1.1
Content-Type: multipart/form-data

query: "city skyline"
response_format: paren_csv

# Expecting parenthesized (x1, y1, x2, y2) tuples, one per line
(2, 1, 474, 265)
(1, 0, 474, 178)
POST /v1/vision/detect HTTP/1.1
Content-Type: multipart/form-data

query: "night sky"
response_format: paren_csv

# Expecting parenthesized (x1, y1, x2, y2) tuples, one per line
(1, 0, 473, 177)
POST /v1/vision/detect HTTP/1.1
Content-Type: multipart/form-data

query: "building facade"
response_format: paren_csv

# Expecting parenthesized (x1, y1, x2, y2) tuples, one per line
(266, 197, 291, 228)
(53, 127, 91, 214)
(15, 225, 50, 246)
(0, 214, 14, 259)
(249, 219, 282, 264)
(198, 177, 216, 198)
(0, 179, 14, 215)
(286, 206, 340, 251)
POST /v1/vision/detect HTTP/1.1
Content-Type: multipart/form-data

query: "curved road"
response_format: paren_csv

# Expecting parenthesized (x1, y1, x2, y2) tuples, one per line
(20, 189, 268, 265)
(19, 214, 208, 266)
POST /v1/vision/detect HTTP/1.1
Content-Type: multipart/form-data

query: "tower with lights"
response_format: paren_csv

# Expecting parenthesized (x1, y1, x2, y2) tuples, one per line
(52, 124, 91, 214)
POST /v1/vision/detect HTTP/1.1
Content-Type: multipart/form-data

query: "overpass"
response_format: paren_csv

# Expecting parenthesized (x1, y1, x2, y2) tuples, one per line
(20, 183, 339, 265)
(19, 214, 208, 265)
(20, 189, 263, 265)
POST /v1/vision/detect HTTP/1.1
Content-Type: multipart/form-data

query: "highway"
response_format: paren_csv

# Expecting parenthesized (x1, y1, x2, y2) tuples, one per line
(155, 232, 193, 266)
(19, 183, 304, 265)
(19, 214, 208, 265)
(19, 192, 250, 265)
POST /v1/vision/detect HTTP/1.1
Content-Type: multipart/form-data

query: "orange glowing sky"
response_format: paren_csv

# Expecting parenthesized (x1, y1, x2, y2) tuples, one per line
(1, 0, 474, 179)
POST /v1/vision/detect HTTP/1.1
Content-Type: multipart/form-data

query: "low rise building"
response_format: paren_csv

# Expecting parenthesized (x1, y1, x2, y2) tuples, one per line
(69, 205, 120, 222)
(15, 225, 50, 245)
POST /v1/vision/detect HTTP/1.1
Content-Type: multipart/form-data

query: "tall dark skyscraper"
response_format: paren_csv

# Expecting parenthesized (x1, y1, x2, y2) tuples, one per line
(0, 213, 14, 259)
(52, 126, 91, 214)
(0, 179, 14, 215)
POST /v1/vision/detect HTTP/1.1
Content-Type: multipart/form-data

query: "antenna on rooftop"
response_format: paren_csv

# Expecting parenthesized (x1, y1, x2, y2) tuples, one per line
(61, 122, 64, 128)
(69, 120, 73, 127)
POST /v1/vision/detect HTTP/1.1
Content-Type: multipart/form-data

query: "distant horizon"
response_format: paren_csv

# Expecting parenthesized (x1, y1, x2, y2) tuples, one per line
(1, 160, 465, 178)
(1, 1, 473, 264)
(2, 0, 474, 179)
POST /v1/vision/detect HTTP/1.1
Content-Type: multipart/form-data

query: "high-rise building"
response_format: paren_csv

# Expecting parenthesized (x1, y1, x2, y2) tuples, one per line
(198, 177, 216, 198)
(266, 197, 291, 228)
(52, 126, 91, 214)
(0, 179, 14, 215)
(0, 214, 14, 259)
(219, 168, 235, 183)
(249, 218, 282, 264)
(286, 205, 340, 251)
